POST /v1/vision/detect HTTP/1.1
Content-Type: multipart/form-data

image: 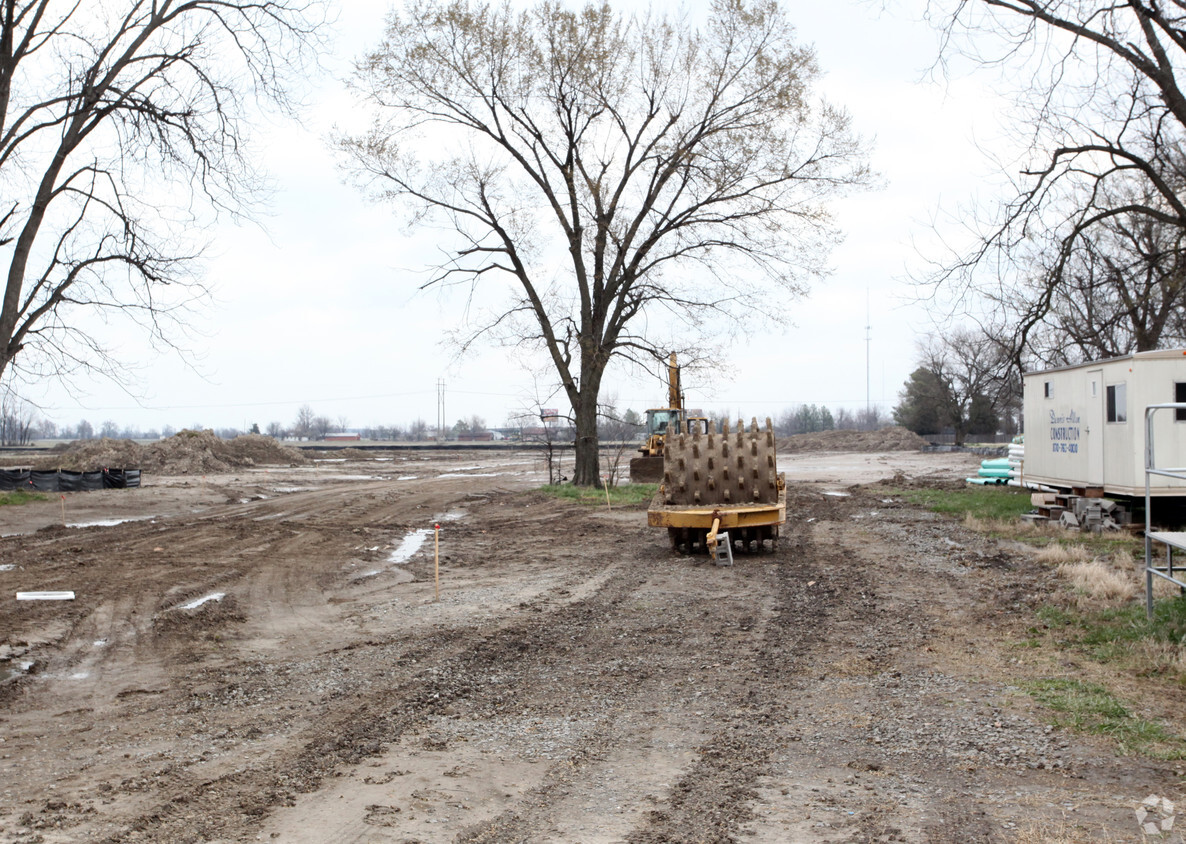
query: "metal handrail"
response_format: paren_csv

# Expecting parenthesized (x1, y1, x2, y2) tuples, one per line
(1144, 403, 1186, 617)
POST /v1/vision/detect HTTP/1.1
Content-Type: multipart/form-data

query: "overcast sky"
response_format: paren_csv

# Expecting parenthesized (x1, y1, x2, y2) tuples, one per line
(19, 0, 1012, 435)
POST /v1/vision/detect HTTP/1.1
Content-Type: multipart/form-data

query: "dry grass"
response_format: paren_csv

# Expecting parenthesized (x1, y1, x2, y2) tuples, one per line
(1010, 815, 1119, 843)
(1056, 561, 1136, 605)
(1011, 818, 1119, 843)
(1133, 640, 1186, 677)
(1037, 543, 1093, 565)
(963, 513, 1063, 538)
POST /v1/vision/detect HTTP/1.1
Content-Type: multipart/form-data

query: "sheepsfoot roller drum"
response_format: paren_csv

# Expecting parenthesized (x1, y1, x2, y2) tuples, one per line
(647, 417, 786, 556)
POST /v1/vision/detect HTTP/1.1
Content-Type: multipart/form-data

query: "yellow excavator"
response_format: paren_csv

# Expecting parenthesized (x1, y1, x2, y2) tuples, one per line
(629, 353, 708, 483)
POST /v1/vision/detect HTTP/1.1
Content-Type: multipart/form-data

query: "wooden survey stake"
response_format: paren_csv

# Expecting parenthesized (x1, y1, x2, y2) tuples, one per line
(433, 523, 441, 602)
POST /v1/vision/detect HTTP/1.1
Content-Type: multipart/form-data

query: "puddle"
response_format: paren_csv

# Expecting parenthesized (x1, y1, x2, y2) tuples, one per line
(2, 659, 34, 682)
(68, 516, 154, 528)
(177, 592, 225, 610)
(823, 491, 850, 498)
(93, 639, 107, 647)
(71, 671, 89, 680)
(272, 487, 310, 493)
(397, 475, 418, 481)
(389, 529, 431, 564)
(437, 472, 503, 479)
(350, 566, 415, 584)
(0, 564, 14, 571)
(435, 510, 467, 522)
(16, 591, 75, 601)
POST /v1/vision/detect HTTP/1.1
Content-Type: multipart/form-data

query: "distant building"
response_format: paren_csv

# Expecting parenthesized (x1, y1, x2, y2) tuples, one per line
(324, 432, 361, 442)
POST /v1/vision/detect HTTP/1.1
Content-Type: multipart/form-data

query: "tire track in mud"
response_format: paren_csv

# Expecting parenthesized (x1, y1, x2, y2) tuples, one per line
(96, 553, 651, 842)
(621, 525, 844, 843)
(430, 525, 842, 844)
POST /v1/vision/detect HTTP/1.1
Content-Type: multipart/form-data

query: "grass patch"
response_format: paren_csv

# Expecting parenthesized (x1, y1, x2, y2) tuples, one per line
(1030, 594, 1186, 684)
(886, 485, 1141, 555)
(539, 482, 657, 507)
(1024, 677, 1186, 758)
(885, 486, 1034, 522)
(1039, 597, 1186, 651)
(0, 490, 47, 506)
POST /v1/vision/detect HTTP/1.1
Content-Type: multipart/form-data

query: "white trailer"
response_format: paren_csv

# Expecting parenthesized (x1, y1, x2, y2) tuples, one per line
(1022, 349, 1186, 497)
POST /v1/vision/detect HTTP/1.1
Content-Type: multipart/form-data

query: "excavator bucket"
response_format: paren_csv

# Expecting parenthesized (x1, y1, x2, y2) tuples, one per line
(628, 455, 665, 483)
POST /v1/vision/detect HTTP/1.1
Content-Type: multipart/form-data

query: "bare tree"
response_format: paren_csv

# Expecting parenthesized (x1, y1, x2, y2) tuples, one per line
(343, 0, 869, 485)
(597, 397, 642, 486)
(899, 327, 1011, 445)
(1022, 197, 1186, 365)
(293, 404, 316, 439)
(0, 388, 34, 444)
(856, 406, 886, 432)
(0, 1, 325, 389)
(926, 1, 1186, 365)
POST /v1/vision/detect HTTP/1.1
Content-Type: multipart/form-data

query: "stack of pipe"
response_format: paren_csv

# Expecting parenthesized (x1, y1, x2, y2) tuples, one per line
(968, 457, 1013, 485)
(966, 436, 1028, 486)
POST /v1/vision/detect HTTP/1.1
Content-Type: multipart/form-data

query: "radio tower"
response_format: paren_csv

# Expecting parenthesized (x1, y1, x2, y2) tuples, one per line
(865, 289, 871, 420)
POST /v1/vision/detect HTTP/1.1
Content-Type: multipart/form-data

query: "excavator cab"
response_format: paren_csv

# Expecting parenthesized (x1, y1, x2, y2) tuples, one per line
(646, 409, 708, 439)
(646, 408, 681, 438)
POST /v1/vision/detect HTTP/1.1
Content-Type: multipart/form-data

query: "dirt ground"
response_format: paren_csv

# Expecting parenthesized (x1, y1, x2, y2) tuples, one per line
(0, 447, 1181, 843)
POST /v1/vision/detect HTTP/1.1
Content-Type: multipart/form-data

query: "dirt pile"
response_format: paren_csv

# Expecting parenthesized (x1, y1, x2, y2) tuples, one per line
(780, 426, 928, 453)
(38, 431, 310, 474)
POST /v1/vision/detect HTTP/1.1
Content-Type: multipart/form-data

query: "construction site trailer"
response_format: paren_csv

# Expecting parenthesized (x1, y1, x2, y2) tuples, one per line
(1022, 349, 1186, 497)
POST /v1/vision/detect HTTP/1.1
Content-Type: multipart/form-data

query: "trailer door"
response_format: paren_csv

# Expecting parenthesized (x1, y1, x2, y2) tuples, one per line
(1087, 369, 1104, 486)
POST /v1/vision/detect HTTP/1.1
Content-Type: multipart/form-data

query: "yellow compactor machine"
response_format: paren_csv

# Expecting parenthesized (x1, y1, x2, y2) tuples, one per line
(647, 416, 786, 558)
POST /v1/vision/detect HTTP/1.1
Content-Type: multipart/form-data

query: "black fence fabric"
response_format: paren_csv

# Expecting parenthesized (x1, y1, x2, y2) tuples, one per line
(0, 468, 141, 492)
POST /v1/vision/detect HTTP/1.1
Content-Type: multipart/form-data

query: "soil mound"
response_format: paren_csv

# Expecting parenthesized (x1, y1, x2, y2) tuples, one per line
(36, 438, 144, 472)
(780, 427, 928, 453)
(39, 431, 309, 474)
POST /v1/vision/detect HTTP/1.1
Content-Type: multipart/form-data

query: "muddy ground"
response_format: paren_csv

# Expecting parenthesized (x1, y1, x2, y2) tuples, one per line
(0, 448, 1181, 843)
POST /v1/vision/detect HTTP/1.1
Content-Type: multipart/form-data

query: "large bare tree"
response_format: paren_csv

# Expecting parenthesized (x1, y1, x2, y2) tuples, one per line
(926, 1, 1186, 366)
(1024, 196, 1186, 366)
(0, 1, 324, 387)
(342, 0, 869, 485)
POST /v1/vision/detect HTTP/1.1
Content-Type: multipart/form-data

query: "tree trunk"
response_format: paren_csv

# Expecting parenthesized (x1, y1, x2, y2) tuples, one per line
(569, 354, 607, 487)
(571, 389, 601, 487)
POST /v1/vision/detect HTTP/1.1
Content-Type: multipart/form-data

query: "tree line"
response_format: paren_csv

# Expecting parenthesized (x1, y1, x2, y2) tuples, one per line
(3, 1, 1185, 481)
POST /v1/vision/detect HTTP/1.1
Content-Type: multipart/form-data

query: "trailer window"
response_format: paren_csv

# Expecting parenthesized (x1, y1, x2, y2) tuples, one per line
(1044, 381, 1053, 398)
(1177, 382, 1186, 421)
(1107, 383, 1127, 423)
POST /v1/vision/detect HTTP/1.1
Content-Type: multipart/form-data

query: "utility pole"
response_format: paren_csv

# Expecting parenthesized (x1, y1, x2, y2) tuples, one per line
(436, 379, 446, 443)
